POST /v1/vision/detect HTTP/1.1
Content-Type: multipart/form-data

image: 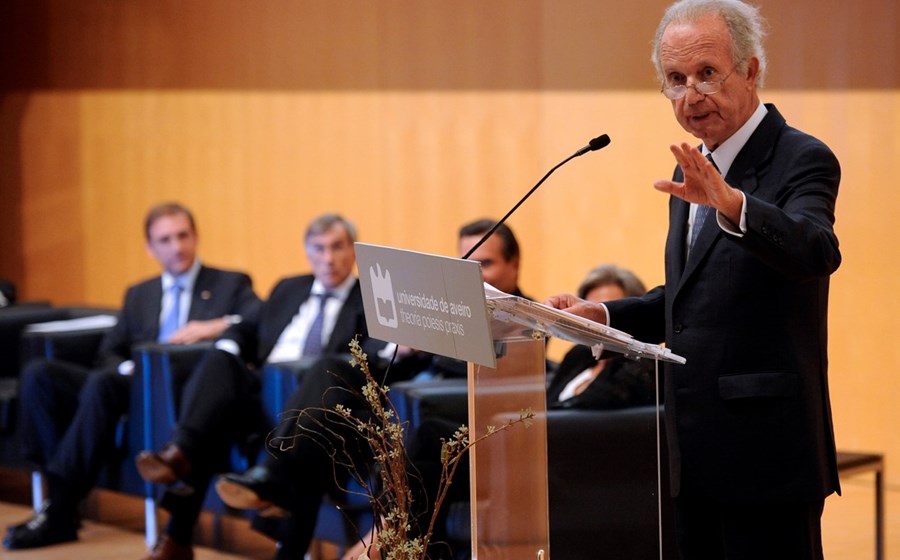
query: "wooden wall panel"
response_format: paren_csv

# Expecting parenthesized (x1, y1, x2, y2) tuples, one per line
(15, 94, 85, 302)
(4, 1, 898, 90)
(36, 90, 681, 307)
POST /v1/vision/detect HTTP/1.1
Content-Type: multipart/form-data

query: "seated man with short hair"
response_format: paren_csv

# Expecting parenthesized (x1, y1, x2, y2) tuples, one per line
(4, 202, 261, 553)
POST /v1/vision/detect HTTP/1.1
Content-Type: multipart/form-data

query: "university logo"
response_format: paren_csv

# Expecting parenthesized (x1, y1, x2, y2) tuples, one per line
(368, 263, 398, 328)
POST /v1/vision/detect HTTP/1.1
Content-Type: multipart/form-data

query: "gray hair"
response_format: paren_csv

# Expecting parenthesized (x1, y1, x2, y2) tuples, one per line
(651, 0, 768, 88)
(304, 213, 358, 244)
(577, 264, 647, 300)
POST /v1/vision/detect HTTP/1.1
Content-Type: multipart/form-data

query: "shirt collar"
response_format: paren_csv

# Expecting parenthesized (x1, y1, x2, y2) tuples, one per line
(161, 259, 201, 294)
(311, 274, 356, 301)
(704, 101, 768, 178)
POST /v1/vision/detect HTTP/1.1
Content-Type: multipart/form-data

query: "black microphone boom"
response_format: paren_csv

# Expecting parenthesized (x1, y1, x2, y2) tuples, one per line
(462, 134, 611, 260)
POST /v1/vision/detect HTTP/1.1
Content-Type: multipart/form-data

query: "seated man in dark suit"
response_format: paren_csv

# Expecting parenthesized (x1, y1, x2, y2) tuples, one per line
(4, 202, 262, 552)
(389, 218, 533, 381)
(135, 213, 387, 560)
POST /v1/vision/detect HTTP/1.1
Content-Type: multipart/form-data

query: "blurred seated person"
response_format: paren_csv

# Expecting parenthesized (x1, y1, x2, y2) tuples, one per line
(547, 263, 660, 409)
(391, 217, 531, 381)
(136, 213, 387, 560)
(4, 202, 261, 552)
(0, 278, 15, 307)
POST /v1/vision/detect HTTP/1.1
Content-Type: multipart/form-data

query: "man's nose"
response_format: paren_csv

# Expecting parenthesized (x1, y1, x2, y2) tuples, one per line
(683, 78, 709, 103)
(683, 85, 704, 103)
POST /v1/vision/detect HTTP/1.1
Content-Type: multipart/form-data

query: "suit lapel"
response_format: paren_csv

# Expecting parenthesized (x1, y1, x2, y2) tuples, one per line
(146, 277, 165, 339)
(259, 277, 313, 361)
(669, 195, 689, 285)
(724, 104, 784, 199)
(187, 266, 212, 320)
(278, 279, 313, 336)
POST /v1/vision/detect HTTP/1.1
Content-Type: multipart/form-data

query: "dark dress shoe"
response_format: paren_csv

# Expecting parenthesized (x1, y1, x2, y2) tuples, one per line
(6, 501, 82, 541)
(215, 466, 288, 517)
(5, 500, 47, 538)
(136, 443, 191, 484)
(3, 510, 77, 550)
(141, 534, 194, 560)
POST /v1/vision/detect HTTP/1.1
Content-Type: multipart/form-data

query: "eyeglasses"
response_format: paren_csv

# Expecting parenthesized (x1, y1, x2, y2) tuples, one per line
(307, 239, 353, 256)
(661, 70, 734, 100)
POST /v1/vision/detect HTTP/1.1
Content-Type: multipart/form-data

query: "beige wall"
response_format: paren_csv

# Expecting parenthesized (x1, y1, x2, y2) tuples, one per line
(2, 1, 899, 494)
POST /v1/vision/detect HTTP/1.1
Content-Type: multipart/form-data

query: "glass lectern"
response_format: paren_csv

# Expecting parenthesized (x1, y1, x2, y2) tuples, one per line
(467, 292, 683, 559)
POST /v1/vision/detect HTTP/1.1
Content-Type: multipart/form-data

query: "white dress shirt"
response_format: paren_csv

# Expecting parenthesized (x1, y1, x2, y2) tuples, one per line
(265, 274, 357, 364)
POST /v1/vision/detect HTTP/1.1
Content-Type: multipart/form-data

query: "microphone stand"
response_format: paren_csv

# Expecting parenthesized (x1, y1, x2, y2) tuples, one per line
(462, 134, 610, 260)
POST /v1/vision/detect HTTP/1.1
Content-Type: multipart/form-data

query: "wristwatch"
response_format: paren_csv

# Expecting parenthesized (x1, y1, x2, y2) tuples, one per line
(223, 314, 242, 325)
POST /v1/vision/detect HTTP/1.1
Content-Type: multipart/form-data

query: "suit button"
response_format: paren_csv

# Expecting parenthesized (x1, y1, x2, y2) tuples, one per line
(674, 324, 683, 334)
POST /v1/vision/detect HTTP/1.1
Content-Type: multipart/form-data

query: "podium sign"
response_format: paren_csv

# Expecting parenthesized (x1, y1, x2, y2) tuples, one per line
(355, 243, 497, 368)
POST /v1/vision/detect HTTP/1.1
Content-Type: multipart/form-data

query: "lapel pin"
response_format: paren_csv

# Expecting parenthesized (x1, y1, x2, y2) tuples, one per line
(201, 290, 211, 300)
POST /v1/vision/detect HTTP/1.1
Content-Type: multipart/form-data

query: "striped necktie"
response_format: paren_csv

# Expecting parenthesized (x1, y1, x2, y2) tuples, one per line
(158, 280, 185, 342)
(302, 292, 332, 357)
(690, 153, 720, 247)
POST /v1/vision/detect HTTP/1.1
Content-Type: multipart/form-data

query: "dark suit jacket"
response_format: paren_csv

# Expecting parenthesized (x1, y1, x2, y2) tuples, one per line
(605, 104, 841, 503)
(0, 278, 15, 306)
(546, 345, 660, 410)
(223, 274, 382, 366)
(97, 265, 261, 369)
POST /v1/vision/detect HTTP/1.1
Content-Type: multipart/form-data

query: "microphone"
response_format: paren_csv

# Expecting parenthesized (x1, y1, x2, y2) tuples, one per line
(462, 134, 611, 260)
(573, 134, 612, 157)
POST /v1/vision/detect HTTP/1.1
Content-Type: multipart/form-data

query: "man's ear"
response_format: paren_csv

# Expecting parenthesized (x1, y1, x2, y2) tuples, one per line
(745, 56, 760, 86)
